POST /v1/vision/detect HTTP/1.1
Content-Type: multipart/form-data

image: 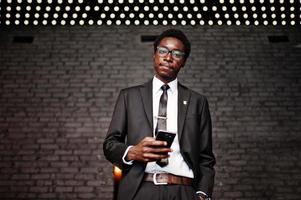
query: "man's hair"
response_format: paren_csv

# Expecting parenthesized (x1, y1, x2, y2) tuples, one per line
(153, 29, 191, 61)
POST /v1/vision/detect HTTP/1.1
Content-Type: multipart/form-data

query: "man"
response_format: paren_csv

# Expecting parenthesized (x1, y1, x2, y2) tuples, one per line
(103, 29, 215, 200)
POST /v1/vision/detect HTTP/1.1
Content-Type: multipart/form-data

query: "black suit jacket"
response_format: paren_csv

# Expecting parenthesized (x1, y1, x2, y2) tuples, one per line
(103, 80, 215, 200)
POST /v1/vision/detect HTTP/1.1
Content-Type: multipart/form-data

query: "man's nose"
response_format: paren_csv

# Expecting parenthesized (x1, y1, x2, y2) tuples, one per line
(164, 52, 173, 62)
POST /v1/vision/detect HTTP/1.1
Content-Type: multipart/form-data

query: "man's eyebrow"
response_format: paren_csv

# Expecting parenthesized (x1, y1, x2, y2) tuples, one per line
(158, 45, 184, 51)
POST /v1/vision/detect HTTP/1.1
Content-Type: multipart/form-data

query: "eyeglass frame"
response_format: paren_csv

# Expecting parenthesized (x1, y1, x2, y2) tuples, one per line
(156, 46, 185, 60)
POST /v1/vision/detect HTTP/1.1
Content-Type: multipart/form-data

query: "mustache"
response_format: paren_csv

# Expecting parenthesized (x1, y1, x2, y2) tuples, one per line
(159, 63, 175, 72)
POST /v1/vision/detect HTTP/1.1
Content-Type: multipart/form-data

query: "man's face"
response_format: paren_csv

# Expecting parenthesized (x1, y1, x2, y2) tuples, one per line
(153, 37, 186, 83)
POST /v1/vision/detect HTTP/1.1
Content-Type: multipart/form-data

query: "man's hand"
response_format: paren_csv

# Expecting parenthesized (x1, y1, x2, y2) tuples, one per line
(126, 137, 172, 163)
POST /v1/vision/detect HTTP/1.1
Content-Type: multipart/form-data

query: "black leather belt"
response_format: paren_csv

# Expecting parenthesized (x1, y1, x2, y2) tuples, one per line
(143, 173, 193, 186)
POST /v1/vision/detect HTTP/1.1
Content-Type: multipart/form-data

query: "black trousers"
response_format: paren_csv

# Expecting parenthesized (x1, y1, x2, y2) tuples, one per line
(133, 181, 199, 200)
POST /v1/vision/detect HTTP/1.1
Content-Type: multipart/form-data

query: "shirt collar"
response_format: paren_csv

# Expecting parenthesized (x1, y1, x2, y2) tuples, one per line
(153, 76, 178, 94)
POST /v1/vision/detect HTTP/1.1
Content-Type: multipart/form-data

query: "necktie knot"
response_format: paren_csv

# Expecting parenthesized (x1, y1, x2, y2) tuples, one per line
(161, 84, 170, 92)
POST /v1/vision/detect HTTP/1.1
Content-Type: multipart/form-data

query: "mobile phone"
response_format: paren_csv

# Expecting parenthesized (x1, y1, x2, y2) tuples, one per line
(155, 130, 176, 148)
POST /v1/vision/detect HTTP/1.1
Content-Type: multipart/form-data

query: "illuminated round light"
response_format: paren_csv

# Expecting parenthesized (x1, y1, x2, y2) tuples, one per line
(254, 20, 259, 25)
(270, 0, 274, 2)
(7, 6, 11, 11)
(55, 6, 60, 12)
(271, 13, 276, 19)
(290, 7, 295, 11)
(242, 6, 247, 11)
(290, 0, 294, 3)
(54, 13, 59, 19)
(179, 0, 185, 3)
(100, 13, 106, 18)
(149, 0, 154, 3)
(168, 13, 173, 18)
(46, 6, 51, 11)
(261, 6, 266, 11)
(169, 0, 175, 3)
(16, 6, 21, 11)
(7, 0, 12, 3)
(51, 20, 57, 25)
(162, 20, 168, 25)
(193, 6, 198, 11)
(200, 0, 205, 3)
(124, 6, 129, 11)
(104, 6, 110, 11)
(97, 20, 102, 25)
(208, 20, 213, 25)
(243, 13, 248, 18)
(240, 0, 244, 3)
(63, 13, 68, 18)
(190, 0, 195, 3)
(250, 0, 254, 3)
(290, 14, 295, 18)
(70, 20, 75, 25)
(149, 13, 154, 18)
(230, 0, 234, 3)
(128, 0, 134, 3)
(82, 13, 87, 18)
(27, 0, 32, 3)
(234, 13, 239, 18)
(236, 20, 241, 25)
(272, 20, 277, 25)
(25, 13, 30, 18)
(68, 0, 73, 3)
(178, 13, 183, 19)
(125, 20, 131, 25)
(94, 6, 99, 11)
(120, 13, 125, 18)
(183, 6, 188, 12)
(116, 20, 121, 25)
(279, 0, 284, 3)
(129, 13, 135, 18)
(281, 14, 285, 18)
(263, 20, 268, 25)
(158, 13, 163, 18)
(66, 6, 71, 11)
(26, 6, 31, 11)
(200, 20, 205, 25)
(187, 13, 192, 19)
(78, 0, 83, 3)
(173, 6, 179, 11)
(225, 13, 229, 19)
(171, 20, 177, 25)
(118, 0, 124, 2)
(262, 13, 267, 18)
(219, 0, 224, 3)
(110, 13, 115, 18)
(34, 13, 39, 18)
(61, 20, 66, 25)
(259, 0, 264, 3)
(144, 20, 149, 25)
(181, 20, 186, 25)
(197, 13, 202, 18)
(211, 6, 217, 11)
(5, 20, 10, 25)
(44, 13, 49, 18)
(245, 20, 250, 25)
(163, 6, 169, 11)
(6, 13, 11, 18)
(139, 13, 144, 18)
(217, 20, 222, 25)
(203, 6, 208, 11)
(253, 13, 258, 18)
(98, 0, 103, 3)
(271, 6, 275, 11)
(251, 6, 256, 11)
(42, 20, 47, 25)
(114, 6, 119, 12)
(73, 13, 78, 18)
(153, 6, 159, 11)
(226, 20, 232, 25)
(79, 20, 85, 25)
(75, 6, 80, 11)
(144, 6, 149, 11)
(281, 21, 286, 25)
(85, 6, 91, 11)
(153, 20, 158, 25)
(291, 21, 295, 25)
(190, 20, 196, 25)
(36, 6, 41, 11)
(37, 0, 42, 3)
(134, 6, 139, 11)
(222, 6, 227, 11)
(58, 0, 63, 3)
(34, 20, 39, 25)
(232, 6, 237, 11)
(139, 0, 144, 2)
(280, 7, 285, 11)
(24, 20, 29, 25)
(108, 0, 114, 3)
(88, 20, 93, 25)
(215, 13, 220, 18)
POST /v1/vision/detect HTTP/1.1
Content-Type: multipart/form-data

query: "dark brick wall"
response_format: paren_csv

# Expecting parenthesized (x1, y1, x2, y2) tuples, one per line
(0, 26, 300, 200)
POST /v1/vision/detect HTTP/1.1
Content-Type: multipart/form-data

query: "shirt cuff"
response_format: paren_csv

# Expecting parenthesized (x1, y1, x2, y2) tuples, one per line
(122, 145, 134, 165)
(196, 191, 209, 197)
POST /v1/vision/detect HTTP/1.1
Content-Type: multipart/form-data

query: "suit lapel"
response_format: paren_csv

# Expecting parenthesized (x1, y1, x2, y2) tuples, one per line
(178, 83, 191, 140)
(139, 80, 153, 132)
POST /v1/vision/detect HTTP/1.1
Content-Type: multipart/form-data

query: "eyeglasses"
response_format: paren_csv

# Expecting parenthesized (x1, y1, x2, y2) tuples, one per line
(156, 46, 185, 60)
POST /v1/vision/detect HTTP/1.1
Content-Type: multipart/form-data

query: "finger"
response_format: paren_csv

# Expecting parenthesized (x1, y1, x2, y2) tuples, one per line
(146, 147, 172, 153)
(143, 152, 170, 159)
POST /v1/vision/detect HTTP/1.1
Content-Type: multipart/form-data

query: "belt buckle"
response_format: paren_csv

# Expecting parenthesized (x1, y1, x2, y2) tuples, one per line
(153, 173, 167, 185)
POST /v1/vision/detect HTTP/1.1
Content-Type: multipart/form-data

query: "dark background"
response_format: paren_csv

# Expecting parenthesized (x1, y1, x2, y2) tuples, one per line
(0, 26, 301, 200)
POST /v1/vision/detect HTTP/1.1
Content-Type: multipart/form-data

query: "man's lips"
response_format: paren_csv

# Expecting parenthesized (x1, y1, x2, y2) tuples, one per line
(159, 64, 174, 71)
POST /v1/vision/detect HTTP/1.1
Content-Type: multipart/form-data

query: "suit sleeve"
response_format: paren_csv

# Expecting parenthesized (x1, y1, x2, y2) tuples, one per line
(103, 90, 131, 171)
(197, 97, 216, 196)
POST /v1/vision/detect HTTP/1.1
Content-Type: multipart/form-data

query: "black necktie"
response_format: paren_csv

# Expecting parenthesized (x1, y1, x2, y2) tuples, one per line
(156, 84, 169, 167)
